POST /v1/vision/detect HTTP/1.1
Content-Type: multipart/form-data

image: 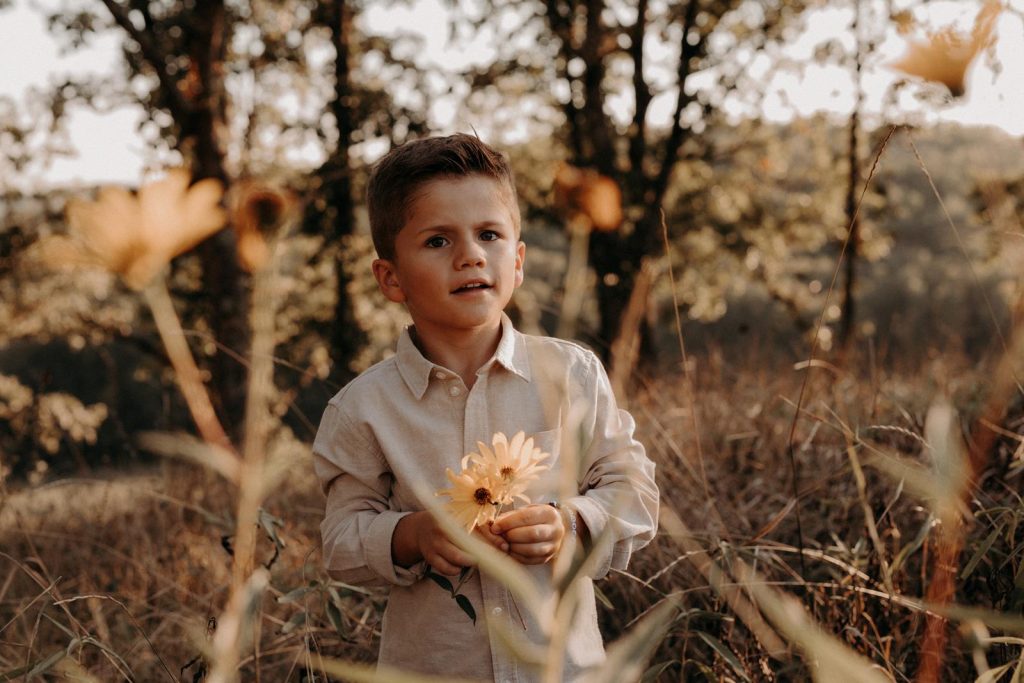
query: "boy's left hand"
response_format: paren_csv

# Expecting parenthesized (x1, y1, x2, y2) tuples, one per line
(490, 504, 564, 565)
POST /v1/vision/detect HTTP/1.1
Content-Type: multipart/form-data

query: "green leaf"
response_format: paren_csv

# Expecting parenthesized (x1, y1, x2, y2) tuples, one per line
(962, 521, 1005, 579)
(277, 584, 317, 604)
(280, 610, 307, 635)
(696, 631, 751, 682)
(641, 660, 676, 682)
(425, 571, 455, 594)
(326, 600, 346, 636)
(455, 594, 477, 624)
(691, 661, 719, 681)
(259, 507, 286, 550)
(891, 514, 938, 575)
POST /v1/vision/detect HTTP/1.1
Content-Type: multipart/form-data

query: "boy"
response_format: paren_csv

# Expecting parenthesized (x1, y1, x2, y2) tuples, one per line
(313, 134, 658, 681)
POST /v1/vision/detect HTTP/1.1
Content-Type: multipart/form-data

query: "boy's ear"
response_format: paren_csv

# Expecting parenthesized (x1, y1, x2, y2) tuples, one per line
(372, 258, 407, 303)
(513, 241, 525, 289)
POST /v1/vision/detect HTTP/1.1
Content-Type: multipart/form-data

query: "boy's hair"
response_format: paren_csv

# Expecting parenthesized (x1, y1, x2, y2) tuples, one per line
(366, 133, 521, 261)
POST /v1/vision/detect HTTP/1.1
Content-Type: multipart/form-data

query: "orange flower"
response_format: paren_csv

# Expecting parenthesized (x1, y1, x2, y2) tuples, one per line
(47, 169, 227, 289)
(553, 162, 623, 232)
(230, 181, 296, 273)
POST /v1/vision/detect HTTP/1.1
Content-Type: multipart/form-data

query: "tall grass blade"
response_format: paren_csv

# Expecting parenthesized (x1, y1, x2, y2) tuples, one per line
(738, 563, 889, 683)
(696, 631, 751, 682)
(582, 595, 680, 683)
(975, 661, 1015, 683)
(313, 655, 478, 683)
(962, 522, 1005, 579)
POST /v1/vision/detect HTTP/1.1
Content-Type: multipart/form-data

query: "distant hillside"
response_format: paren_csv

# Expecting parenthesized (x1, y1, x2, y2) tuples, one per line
(672, 120, 1024, 364)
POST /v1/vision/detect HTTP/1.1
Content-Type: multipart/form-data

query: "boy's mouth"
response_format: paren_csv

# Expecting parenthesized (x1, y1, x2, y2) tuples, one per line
(452, 281, 491, 294)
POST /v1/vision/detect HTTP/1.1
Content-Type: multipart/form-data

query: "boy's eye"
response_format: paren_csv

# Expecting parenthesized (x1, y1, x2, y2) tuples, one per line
(425, 235, 448, 248)
(479, 230, 500, 242)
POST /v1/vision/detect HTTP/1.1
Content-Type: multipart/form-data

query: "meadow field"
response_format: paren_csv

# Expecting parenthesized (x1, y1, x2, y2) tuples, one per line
(2, 327, 1023, 680)
(2, 1, 1023, 678)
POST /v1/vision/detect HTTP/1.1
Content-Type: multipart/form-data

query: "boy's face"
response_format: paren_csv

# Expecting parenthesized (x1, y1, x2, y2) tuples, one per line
(372, 174, 525, 339)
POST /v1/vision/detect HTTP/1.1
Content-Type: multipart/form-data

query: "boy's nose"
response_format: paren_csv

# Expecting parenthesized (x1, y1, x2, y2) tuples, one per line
(456, 242, 486, 268)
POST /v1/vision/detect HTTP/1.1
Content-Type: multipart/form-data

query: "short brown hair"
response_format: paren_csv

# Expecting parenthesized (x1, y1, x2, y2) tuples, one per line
(366, 133, 520, 260)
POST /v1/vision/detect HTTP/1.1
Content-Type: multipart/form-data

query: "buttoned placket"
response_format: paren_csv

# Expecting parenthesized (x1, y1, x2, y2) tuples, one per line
(462, 364, 519, 683)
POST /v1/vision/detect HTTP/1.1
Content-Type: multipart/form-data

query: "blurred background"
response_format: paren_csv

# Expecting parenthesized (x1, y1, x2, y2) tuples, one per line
(1, 0, 1023, 680)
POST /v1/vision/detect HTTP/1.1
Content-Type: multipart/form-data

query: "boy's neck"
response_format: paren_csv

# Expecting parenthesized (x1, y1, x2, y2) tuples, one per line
(410, 319, 503, 389)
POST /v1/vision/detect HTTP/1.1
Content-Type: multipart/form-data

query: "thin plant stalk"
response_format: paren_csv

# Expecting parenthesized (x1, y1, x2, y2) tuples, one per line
(784, 125, 899, 576)
(556, 221, 591, 340)
(209, 243, 282, 683)
(142, 279, 232, 450)
(908, 131, 1024, 683)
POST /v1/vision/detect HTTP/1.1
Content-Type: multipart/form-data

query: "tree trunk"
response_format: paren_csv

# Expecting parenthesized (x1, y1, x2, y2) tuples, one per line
(321, 0, 365, 385)
(191, 0, 249, 432)
(839, 0, 863, 350)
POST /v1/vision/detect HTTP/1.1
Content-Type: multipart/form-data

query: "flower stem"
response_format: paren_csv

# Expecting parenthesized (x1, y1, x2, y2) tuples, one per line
(143, 279, 231, 450)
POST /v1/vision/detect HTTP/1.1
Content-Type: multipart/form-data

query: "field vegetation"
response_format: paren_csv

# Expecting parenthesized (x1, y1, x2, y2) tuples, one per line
(2, 0, 1024, 680)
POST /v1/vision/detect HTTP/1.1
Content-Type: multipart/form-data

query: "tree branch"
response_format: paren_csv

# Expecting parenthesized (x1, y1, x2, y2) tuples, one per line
(97, 0, 192, 121)
(653, 0, 701, 203)
(628, 0, 651, 193)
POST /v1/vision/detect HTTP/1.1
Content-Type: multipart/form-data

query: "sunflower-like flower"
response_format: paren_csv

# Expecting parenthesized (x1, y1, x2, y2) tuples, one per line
(462, 431, 552, 507)
(889, 0, 1001, 98)
(436, 468, 502, 532)
(42, 169, 227, 290)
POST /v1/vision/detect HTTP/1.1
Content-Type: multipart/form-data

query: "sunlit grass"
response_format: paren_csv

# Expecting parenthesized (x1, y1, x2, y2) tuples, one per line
(2, 344, 1023, 680)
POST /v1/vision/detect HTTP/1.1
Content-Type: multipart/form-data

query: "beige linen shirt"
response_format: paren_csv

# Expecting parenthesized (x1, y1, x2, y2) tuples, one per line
(313, 314, 659, 682)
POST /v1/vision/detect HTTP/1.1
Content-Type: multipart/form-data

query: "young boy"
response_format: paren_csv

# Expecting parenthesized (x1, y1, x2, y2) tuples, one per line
(313, 134, 659, 681)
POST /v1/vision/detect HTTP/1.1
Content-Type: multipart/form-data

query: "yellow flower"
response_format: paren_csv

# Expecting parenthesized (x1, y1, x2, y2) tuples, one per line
(436, 468, 501, 532)
(463, 431, 551, 506)
(889, 1, 1001, 98)
(45, 169, 227, 289)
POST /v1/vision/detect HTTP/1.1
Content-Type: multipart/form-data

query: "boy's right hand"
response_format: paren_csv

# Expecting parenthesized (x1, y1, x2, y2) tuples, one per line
(393, 511, 509, 576)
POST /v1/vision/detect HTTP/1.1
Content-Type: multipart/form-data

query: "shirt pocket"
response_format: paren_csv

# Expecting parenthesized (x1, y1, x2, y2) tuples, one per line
(524, 427, 573, 503)
(529, 427, 562, 462)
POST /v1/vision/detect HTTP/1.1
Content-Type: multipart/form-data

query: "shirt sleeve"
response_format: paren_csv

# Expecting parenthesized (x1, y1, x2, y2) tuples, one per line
(313, 400, 422, 587)
(564, 351, 659, 580)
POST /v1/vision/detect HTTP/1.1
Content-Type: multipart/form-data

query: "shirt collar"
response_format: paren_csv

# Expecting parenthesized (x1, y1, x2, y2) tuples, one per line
(395, 313, 532, 400)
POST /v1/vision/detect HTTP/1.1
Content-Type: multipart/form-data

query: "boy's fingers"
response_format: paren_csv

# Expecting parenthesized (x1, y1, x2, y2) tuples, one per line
(430, 557, 464, 576)
(429, 539, 475, 575)
(508, 542, 558, 563)
(492, 505, 554, 534)
(476, 525, 510, 552)
(435, 549, 474, 575)
(501, 523, 559, 544)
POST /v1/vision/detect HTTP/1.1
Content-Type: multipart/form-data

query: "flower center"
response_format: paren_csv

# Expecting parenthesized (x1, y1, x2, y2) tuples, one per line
(500, 466, 515, 480)
(474, 487, 492, 505)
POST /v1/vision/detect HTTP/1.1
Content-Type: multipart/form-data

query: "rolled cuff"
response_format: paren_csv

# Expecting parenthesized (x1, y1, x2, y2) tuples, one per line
(565, 495, 618, 580)
(365, 510, 423, 587)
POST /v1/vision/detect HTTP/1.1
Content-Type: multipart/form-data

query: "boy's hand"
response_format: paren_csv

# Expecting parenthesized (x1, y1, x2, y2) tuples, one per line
(393, 511, 509, 576)
(490, 505, 565, 565)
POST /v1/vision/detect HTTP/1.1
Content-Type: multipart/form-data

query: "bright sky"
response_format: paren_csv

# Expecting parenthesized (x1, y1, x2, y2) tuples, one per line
(1, 0, 1021, 190)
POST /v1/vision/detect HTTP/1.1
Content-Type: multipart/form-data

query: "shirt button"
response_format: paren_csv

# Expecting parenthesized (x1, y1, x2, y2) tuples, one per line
(492, 606, 503, 616)
(449, 385, 461, 396)
(434, 370, 447, 379)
